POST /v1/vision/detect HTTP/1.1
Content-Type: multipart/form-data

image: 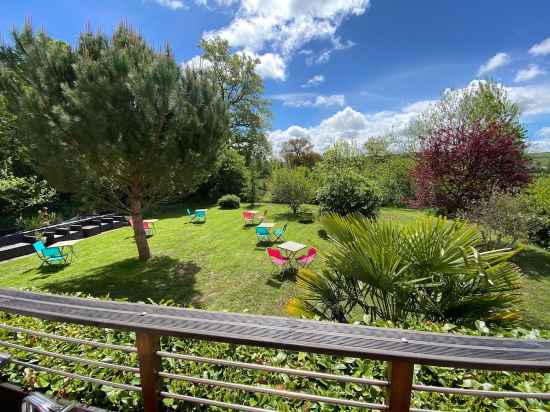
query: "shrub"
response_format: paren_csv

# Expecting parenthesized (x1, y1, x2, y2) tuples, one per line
(199, 148, 248, 201)
(316, 172, 380, 218)
(270, 167, 314, 214)
(522, 176, 550, 248)
(457, 191, 532, 249)
(217, 194, 240, 209)
(292, 215, 523, 325)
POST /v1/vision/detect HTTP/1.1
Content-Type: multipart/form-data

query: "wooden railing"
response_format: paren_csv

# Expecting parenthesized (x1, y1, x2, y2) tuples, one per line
(0, 289, 548, 411)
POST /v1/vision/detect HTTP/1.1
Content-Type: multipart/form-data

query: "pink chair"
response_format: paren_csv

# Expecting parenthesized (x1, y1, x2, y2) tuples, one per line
(243, 211, 255, 225)
(142, 221, 154, 236)
(267, 247, 289, 271)
(297, 248, 317, 267)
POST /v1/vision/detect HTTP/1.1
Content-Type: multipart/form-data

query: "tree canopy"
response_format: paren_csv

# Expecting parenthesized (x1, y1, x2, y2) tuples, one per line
(196, 37, 271, 162)
(411, 81, 531, 214)
(1, 24, 230, 259)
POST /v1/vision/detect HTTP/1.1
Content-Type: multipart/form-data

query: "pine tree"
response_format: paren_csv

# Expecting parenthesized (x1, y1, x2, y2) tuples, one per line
(1, 24, 230, 260)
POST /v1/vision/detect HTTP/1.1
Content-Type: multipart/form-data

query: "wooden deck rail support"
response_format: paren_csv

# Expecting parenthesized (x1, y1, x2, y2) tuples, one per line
(136, 332, 162, 412)
(387, 360, 414, 412)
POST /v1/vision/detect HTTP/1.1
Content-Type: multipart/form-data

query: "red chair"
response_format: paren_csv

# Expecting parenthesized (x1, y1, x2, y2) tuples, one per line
(243, 211, 255, 225)
(267, 247, 289, 271)
(297, 248, 317, 267)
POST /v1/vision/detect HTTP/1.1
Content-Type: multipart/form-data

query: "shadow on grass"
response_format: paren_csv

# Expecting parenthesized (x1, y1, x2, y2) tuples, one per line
(513, 246, 550, 280)
(27, 263, 70, 280)
(42, 255, 202, 306)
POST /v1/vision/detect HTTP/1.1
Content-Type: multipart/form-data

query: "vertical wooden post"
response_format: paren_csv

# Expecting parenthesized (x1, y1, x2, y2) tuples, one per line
(136, 332, 162, 412)
(386, 359, 414, 412)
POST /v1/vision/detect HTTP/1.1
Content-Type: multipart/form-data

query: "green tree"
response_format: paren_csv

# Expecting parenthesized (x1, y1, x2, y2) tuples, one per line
(411, 80, 527, 145)
(199, 147, 248, 201)
(271, 167, 313, 214)
(1, 24, 230, 260)
(196, 37, 271, 160)
(280, 137, 321, 168)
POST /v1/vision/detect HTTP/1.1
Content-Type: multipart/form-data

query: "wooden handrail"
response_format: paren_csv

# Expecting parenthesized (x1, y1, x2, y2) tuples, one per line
(0, 288, 548, 411)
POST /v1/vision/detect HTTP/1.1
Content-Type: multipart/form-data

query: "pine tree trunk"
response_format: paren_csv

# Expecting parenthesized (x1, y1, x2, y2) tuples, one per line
(130, 190, 151, 261)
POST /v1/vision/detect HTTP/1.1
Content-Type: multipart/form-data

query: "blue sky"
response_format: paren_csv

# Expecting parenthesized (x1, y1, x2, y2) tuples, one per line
(2, 0, 550, 152)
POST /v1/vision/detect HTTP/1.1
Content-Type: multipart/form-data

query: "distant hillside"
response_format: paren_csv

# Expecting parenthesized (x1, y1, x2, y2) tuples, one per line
(530, 152, 550, 173)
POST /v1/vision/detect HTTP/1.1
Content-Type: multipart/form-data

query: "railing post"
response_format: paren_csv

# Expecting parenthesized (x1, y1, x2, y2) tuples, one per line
(136, 332, 162, 412)
(386, 359, 414, 412)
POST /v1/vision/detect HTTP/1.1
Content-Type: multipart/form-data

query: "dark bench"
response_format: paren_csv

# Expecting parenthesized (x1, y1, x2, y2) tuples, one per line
(55, 227, 83, 241)
(81, 225, 100, 237)
(0, 243, 35, 261)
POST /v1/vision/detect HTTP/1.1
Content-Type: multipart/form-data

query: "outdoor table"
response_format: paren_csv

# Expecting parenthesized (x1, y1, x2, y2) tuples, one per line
(51, 239, 80, 256)
(257, 222, 276, 230)
(277, 241, 306, 265)
(195, 209, 207, 214)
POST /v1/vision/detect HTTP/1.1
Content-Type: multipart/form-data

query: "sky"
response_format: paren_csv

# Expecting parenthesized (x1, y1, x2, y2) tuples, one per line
(2, 0, 550, 153)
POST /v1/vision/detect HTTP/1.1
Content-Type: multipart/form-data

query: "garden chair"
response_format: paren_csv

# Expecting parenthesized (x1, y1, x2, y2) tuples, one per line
(186, 208, 196, 221)
(297, 247, 317, 268)
(273, 223, 288, 242)
(195, 210, 206, 223)
(257, 209, 268, 222)
(256, 226, 272, 243)
(267, 247, 289, 272)
(32, 241, 71, 266)
(143, 221, 154, 236)
(243, 211, 255, 225)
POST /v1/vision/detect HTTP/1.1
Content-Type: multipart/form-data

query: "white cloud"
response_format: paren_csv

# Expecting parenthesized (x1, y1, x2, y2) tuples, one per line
(528, 138, 550, 153)
(537, 127, 550, 139)
(506, 83, 550, 116)
(514, 64, 546, 82)
(307, 36, 355, 65)
(182, 52, 285, 80)
(477, 52, 511, 76)
(529, 37, 550, 56)
(272, 93, 345, 108)
(253, 52, 286, 80)
(301, 75, 325, 88)
(181, 55, 212, 70)
(526, 127, 550, 153)
(204, 0, 369, 80)
(269, 100, 433, 153)
(153, 0, 186, 10)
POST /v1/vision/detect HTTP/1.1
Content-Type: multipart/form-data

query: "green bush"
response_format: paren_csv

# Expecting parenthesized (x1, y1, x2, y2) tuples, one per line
(316, 172, 380, 218)
(217, 194, 241, 209)
(198, 148, 248, 201)
(522, 176, 550, 248)
(270, 167, 314, 214)
(457, 191, 532, 249)
(0, 297, 548, 412)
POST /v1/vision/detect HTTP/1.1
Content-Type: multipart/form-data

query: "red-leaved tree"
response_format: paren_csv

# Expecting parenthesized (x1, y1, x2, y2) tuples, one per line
(414, 121, 531, 214)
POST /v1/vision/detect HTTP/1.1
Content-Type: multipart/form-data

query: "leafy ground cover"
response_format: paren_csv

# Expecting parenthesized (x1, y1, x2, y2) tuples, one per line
(0, 308, 548, 411)
(0, 203, 549, 328)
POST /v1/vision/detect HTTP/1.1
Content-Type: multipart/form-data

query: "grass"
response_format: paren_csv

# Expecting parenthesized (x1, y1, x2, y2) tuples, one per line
(0, 203, 549, 328)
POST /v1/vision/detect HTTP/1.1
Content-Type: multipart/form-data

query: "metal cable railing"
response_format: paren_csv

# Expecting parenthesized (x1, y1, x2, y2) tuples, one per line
(158, 350, 389, 387)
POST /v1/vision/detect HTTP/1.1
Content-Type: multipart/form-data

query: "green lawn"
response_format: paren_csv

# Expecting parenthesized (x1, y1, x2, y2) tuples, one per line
(0, 203, 549, 328)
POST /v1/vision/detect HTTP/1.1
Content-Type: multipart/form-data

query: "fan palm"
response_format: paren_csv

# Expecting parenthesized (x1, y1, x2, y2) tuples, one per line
(292, 214, 522, 324)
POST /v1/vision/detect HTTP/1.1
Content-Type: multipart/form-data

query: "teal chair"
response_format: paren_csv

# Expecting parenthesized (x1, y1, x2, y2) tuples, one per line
(256, 227, 271, 243)
(195, 210, 206, 223)
(186, 209, 196, 221)
(273, 223, 288, 242)
(33, 241, 71, 266)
